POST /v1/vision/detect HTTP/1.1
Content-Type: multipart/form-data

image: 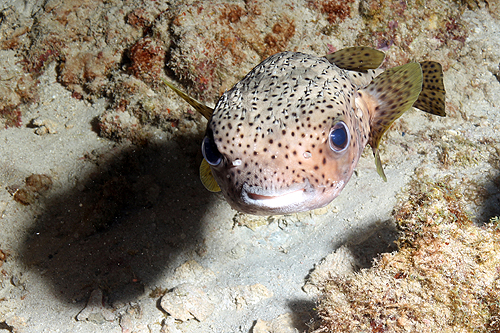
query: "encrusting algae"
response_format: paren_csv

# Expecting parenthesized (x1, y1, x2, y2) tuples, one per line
(165, 46, 446, 216)
(310, 173, 500, 333)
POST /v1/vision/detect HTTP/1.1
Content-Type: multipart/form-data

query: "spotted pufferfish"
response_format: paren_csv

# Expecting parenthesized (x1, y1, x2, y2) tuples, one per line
(164, 47, 446, 216)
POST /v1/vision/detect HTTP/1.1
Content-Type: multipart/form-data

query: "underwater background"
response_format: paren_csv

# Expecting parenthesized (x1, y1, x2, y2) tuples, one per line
(0, 0, 499, 331)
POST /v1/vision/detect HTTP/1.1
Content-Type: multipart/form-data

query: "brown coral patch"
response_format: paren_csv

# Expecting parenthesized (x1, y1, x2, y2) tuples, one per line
(168, 2, 298, 100)
(0, 106, 22, 128)
(308, 0, 354, 24)
(126, 8, 155, 30)
(263, 17, 296, 58)
(128, 37, 166, 86)
(58, 49, 122, 98)
(219, 4, 245, 23)
(23, 37, 63, 74)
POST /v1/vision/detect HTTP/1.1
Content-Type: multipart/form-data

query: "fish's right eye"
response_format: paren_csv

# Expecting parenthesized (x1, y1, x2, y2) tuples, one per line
(202, 135, 222, 166)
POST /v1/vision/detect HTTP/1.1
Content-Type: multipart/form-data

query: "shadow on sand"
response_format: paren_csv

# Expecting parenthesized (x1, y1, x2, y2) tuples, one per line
(18, 136, 215, 305)
(478, 171, 500, 224)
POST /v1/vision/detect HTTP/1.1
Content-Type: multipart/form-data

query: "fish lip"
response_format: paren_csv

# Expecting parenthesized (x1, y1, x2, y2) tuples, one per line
(240, 181, 311, 209)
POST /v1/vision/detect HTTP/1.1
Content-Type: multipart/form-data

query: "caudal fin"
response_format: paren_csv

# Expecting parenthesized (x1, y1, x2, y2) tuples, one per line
(412, 61, 446, 117)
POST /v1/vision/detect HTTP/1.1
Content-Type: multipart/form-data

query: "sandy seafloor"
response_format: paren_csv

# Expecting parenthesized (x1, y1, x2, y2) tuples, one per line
(0, 0, 499, 332)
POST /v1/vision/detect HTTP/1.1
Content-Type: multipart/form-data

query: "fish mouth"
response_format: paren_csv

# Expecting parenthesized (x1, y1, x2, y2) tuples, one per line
(240, 181, 311, 212)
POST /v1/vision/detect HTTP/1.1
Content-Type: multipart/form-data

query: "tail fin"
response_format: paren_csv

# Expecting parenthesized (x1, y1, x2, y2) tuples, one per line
(412, 61, 446, 117)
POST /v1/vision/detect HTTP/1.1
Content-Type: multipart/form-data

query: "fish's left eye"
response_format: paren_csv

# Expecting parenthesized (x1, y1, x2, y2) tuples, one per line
(329, 121, 350, 153)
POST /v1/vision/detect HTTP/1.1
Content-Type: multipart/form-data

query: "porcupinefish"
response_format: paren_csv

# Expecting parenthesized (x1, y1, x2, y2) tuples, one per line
(164, 46, 445, 215)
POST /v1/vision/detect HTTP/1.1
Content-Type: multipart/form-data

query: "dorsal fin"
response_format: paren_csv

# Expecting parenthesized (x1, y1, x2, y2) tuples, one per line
(200, 158, 221, 192)
(324, 46, 385, 71)
(162, 79, 214, 120)
(412, 61, 446, 116)
(359, 63, 423, 181)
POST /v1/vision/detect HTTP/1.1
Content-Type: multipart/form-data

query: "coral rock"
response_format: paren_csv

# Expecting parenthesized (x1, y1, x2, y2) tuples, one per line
(160, 283, 214, 322)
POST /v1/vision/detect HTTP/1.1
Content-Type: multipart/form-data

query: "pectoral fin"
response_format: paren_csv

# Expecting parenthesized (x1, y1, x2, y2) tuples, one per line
(162, 79, 214, 120)
(200, 158, 221, 192)
(374, 149, 387, 182)
(360, 62, 423, 180)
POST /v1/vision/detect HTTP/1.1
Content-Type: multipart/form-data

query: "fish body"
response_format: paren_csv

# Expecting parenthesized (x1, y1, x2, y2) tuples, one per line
(165, 47, 445, 215)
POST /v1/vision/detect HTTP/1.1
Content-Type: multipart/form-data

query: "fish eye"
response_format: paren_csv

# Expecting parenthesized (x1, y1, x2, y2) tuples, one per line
(202, 135, 222, 166)
(328, 121, 350, 153)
